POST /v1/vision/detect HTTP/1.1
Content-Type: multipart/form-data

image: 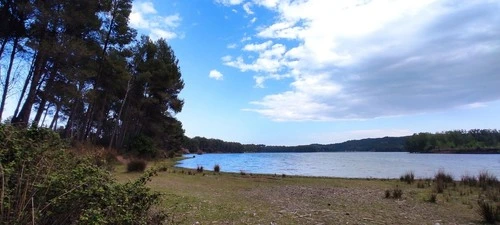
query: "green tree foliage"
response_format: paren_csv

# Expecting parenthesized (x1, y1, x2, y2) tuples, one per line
(182, 136, 407, 153)
(0, 0, 185, 155)
(405, 129, 500, 153)
(0, 125, 165, 224)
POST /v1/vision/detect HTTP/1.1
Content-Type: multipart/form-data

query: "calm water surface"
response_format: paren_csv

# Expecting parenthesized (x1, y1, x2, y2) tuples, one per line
(177, 152, 500, 179)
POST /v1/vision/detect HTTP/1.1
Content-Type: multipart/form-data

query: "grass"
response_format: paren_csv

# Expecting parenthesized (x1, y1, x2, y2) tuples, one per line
(112, 159, 490, 224)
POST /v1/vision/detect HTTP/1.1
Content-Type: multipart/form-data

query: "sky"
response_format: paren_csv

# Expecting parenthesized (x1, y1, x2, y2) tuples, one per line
(127, 0, 500, 145)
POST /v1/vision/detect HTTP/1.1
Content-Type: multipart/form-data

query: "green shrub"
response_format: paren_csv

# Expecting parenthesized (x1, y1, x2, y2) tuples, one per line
(0, 125, 165, 224)
(128, 134, 157, 158)
(127, 159, 148, 172)
(400, 171, 415, 184)
(417, 181, 426, 188)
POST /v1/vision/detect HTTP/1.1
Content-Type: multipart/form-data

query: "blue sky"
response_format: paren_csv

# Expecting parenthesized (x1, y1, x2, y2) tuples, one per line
(128, 0, 500, 145)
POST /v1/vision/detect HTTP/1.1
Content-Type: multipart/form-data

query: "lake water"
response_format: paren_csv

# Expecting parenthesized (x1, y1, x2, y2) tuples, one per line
(177, 152, 500, 179)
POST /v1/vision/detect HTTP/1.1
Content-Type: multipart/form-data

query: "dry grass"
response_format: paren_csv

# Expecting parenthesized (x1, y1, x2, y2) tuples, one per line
(112, 159, 487, 224)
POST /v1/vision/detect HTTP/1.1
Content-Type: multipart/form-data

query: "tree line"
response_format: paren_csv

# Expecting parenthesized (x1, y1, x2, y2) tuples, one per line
(0, 0, 185, 156)
(182, 136, 407, 153)
(405, 129, 500, 153)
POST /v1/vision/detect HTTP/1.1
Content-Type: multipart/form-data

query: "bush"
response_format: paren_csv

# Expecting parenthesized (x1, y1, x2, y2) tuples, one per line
(400, 171, 415, 184)
(461, 174, 478, 187)
(393, 187, 403, 199)
(477, 200, 500, 223)
(385, 190, 391, 198)
(417, 181, 426, 188)
(128, 134, 157, 158)
(479, 171, 498, 189)
(197, 165, 204, 173)
(428, 193, 437, 203)
(384, 186, 403, 199)
(127, 159, 148, 172)
(214, 164, 220, 173)
(0, 125, 165, 224)
(435, 169, 454, 183)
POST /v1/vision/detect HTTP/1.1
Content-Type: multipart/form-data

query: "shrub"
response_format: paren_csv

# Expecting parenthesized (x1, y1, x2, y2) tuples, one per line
(128, 134, 157, 158)
(0, 125, 165, 224)
(435, 179, 445, 193)
(428, 193, 437, 203)
(385, 190, 391, 198)
(384, 186, 403, 199)
(393, 186, 403, 199)
(417, 181, 426, 188)
(477, 200, 499, 223)
(461, 174, 478, 187)
(479, 171, 498, 189)
(127, 159, 147, 172)
(400, 171, 415, 184)
(197, 165, 204, 173)
(214, 164, 221, 173)
(435, 169, 454, 183)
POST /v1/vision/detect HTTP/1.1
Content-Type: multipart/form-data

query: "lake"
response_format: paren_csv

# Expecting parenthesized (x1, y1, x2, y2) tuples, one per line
(177, 152, 500, 179)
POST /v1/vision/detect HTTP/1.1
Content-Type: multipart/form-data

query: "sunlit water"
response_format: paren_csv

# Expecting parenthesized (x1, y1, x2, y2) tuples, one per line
(177, 152, 500, 179)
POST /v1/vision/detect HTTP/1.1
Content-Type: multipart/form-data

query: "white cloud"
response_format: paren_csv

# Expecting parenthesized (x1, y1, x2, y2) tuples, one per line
(216, 0, 244, 6)
(250, 17, 257, 23)
(221, 0, 500, 121)
(209, 70, 224, 80)
(243, 2, 254, 14)
(130, 1, 181, 40)
(227, 43, 237, 49)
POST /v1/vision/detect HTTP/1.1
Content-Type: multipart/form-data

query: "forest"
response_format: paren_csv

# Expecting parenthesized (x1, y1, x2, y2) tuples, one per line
(0, 0, 185, 157)
(184, 130, 500, 154)
(182, 136, 408, 153)
(405, 129, 500, 153)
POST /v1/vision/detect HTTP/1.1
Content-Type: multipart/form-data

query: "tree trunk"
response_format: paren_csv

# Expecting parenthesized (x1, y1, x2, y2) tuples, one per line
(13, 53, 35, 119)
(11, 51, 46, 127)
(0, 36, 19, 122)
(49, 104, 60, 130)
(109, 77, 132, 149)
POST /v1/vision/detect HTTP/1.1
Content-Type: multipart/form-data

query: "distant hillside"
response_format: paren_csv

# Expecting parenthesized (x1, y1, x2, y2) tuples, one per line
(183, 136, 408, 153)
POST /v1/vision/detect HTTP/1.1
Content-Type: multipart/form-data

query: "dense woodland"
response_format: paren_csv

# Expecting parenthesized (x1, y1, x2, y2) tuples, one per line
(0, 0, 184, 156)
(184, 130, 500, 154)
(405, 129, 500, 153)
(182, 136, 408, 153)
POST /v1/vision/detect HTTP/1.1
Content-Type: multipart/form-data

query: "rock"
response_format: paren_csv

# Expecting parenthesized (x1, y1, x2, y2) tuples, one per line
(345, 212, 350, 215)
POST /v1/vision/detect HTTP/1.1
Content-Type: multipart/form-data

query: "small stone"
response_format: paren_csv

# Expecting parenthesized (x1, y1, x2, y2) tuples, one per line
(345, 212, 350, 215)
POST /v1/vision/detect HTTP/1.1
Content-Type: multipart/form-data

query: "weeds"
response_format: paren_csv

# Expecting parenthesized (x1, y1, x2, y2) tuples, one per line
(384, 186, 403, 199)
(417, 181, 425, 188)
(428, 193, 437, 203)
(400, 171, 415, 184)
(477, 200, 499, 223)
(479, 171, 498, 189)
(461, 174, 478, 187)
(214, 164, 221, 173)
(197, 165, 204, 173)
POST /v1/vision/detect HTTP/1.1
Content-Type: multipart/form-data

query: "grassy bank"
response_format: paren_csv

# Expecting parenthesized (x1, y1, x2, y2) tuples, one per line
(115, 160, 493, 224)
